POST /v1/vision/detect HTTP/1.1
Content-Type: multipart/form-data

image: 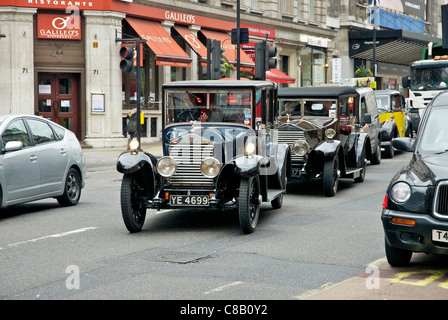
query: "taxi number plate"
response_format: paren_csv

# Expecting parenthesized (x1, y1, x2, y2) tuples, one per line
(170, 195, 209, 206)
(432, 229, 448, 243)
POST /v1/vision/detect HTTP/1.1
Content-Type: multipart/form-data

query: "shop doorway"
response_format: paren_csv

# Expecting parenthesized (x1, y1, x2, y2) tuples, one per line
(37, 73, 81, 139)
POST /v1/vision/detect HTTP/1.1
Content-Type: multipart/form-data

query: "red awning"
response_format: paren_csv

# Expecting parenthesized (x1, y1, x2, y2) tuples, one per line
(173, 25, 208, 60)
(266, 68, 296, 84)
(126, 17, 191, 68)
(200, 29, 255, 71)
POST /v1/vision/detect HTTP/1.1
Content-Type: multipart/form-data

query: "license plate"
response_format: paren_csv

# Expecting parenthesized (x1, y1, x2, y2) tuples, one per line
(432, 229, 448, 243)
(169, 195, 209, 206)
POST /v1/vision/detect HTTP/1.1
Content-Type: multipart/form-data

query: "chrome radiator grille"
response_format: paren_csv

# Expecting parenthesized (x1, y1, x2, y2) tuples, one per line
(169, 143, 214, 186)
(435, 182, 448, 217)
(273, 129, 305, 162)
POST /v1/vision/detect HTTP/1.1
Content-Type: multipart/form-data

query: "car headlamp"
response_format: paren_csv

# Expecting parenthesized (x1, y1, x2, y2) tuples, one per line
(156, 156, 177, 177)
(390, 182, 411, 203)
(129, 138, 140, 153)
(245, 142, 256, 156)
(201, 157, 221, 178)
(292, 140, 309, 156)
(325, 128, 336, 140)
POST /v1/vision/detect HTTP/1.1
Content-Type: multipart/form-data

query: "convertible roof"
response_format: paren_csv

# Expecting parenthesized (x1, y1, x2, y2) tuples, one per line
(278, 86, 358, 98)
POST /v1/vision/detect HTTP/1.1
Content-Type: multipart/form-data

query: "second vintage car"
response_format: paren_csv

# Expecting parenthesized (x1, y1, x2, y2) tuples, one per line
(374, 89, 413, 158)
(117, 80, 290, 234)
(276, 86, 381, 197)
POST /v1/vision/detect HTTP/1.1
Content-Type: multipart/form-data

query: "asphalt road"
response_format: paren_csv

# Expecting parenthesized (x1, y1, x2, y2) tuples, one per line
(1, 143, 447, 305)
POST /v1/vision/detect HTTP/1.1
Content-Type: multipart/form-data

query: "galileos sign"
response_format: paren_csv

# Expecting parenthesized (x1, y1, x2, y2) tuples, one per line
(37, 13, 81, 40)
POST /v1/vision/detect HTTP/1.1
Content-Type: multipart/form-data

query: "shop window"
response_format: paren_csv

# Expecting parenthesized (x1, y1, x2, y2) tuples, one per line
(121, 22, 160, 112)
(300, 46, 327, 86)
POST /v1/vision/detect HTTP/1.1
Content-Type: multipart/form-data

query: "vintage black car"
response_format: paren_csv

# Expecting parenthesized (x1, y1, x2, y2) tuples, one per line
(117, 80, 290, 234)
(276, 86, 381, 197)
(375, 89, 413, 158)
(382, 90, 448, 266)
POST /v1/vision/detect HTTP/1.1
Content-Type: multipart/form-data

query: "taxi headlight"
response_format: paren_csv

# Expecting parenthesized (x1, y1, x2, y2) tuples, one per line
(325, 128, 336, 139)
(156, 156, 177, 177)
(390, 182, 411, 203)
(292, 140, 309, 156)
(129, 138, 140, 152)
(201, 157, 221, 178)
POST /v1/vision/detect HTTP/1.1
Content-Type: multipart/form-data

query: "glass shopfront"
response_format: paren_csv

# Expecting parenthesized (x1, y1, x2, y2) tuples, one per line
(301, 46, 327, 87)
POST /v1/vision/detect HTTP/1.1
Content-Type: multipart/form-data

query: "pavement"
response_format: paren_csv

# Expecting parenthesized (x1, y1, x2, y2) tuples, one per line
(82, 142, 163, 160)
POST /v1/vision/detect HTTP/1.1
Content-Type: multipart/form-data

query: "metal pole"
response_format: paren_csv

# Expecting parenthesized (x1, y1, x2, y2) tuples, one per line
(136, 39, 142, 148)
(372, 1, 377, 77)
(236, 0, 241, 80)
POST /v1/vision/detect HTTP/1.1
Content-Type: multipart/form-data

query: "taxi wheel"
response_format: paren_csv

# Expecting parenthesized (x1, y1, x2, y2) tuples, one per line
(385, 239, 412, 267)
(323, 156, 339, 197)
(239, 176, 260, 234)
(57, 168, 81, 207)
(121, 173, 147, 233)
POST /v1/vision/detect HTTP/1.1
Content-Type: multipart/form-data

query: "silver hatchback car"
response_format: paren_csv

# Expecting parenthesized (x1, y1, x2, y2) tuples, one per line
(0, 115, 85, 208)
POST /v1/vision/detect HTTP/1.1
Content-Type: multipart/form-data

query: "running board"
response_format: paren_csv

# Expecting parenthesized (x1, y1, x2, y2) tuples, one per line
(266, 189, 284, 202)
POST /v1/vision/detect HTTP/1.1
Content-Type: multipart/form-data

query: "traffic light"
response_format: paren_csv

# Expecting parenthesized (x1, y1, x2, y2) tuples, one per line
(120, 45, 134, 74)
(255, 41, 277, 80)
(255, 41, 267, 80)
(442, 5, 448, 48)
(211, 40, 226, 80)
(266, 44, 277, 71)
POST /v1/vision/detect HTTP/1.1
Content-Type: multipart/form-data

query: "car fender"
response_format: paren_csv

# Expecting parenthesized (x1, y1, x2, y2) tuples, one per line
(233, 154, 264, 177)
(116, 151, 156, 175)
(380, 120, 397, 142)
(356, 133, 369, 168)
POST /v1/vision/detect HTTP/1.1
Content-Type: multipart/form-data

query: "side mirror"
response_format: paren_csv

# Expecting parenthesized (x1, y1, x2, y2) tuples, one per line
(363, 113, 372, 124)
(392, 137, 414, 152)
(402, 75, 409, 88)
(4, 141, 24, 152)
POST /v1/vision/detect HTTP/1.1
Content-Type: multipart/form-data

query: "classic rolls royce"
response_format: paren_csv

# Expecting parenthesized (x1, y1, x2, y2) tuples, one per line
(117, 80, 290, 234)
(276, 86, 381, 197)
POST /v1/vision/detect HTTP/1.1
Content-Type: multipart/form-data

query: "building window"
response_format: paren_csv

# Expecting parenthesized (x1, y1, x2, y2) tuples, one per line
(309, 0, 314, 20)
(301, 46, 326, 86)
(282, 0, 292, 13)
(297, 0, 301, 18)
(251, 0, 258, 10)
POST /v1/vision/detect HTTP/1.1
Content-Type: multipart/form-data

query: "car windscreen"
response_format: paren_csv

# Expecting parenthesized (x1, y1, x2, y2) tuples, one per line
(165, 91, 252, 125)
(278, 99, 336, 118)
(375, 95, 390, 111)
(410, 66, 448, 91)
(419, 107, 448, 153)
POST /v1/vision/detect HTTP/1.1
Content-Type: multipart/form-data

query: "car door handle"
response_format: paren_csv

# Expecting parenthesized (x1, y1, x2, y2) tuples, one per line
(30, 155, 38, 163)
(59, 148, 67, 156)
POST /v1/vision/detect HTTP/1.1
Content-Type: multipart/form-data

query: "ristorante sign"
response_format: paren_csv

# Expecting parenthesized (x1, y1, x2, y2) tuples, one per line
(37, 13, 81, 40)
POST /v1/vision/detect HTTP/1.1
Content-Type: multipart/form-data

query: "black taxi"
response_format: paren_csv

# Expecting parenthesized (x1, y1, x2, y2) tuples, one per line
(117, 80, 290, 234)
(276, 86, 379, 197)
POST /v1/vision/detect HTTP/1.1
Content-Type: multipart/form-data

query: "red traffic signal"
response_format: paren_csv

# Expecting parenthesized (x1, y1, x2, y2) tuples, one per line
(120, 45, 134, 74)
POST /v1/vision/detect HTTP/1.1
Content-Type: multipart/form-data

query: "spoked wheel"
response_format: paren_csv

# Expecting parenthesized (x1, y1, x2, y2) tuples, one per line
(323, 156, 339, 197)
(57, 168, 82, 206)
(121, 173, 147, 233)
(238, 176, 261, 234)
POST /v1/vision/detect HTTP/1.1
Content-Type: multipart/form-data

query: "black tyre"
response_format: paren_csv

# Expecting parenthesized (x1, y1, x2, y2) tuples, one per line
(323, 156, 339, 197)
(57, 168, 81, 207)
(384, 138, 395, 158)
(238, 176, 260, 234)
(385, 239, 412, 267)
(370, 141, 381, 165)
(121, 173, 147, 233)
(354, 147, 366, 183)
(271, 193, 283, 209)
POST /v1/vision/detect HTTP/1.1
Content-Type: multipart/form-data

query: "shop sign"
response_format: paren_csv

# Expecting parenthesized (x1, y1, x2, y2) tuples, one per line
(37, 13, 81, 40)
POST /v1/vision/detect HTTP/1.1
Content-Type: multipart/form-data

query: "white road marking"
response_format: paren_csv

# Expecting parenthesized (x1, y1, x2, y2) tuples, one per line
(0, 227, 97, 250)
(203, 281, 244, 295)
